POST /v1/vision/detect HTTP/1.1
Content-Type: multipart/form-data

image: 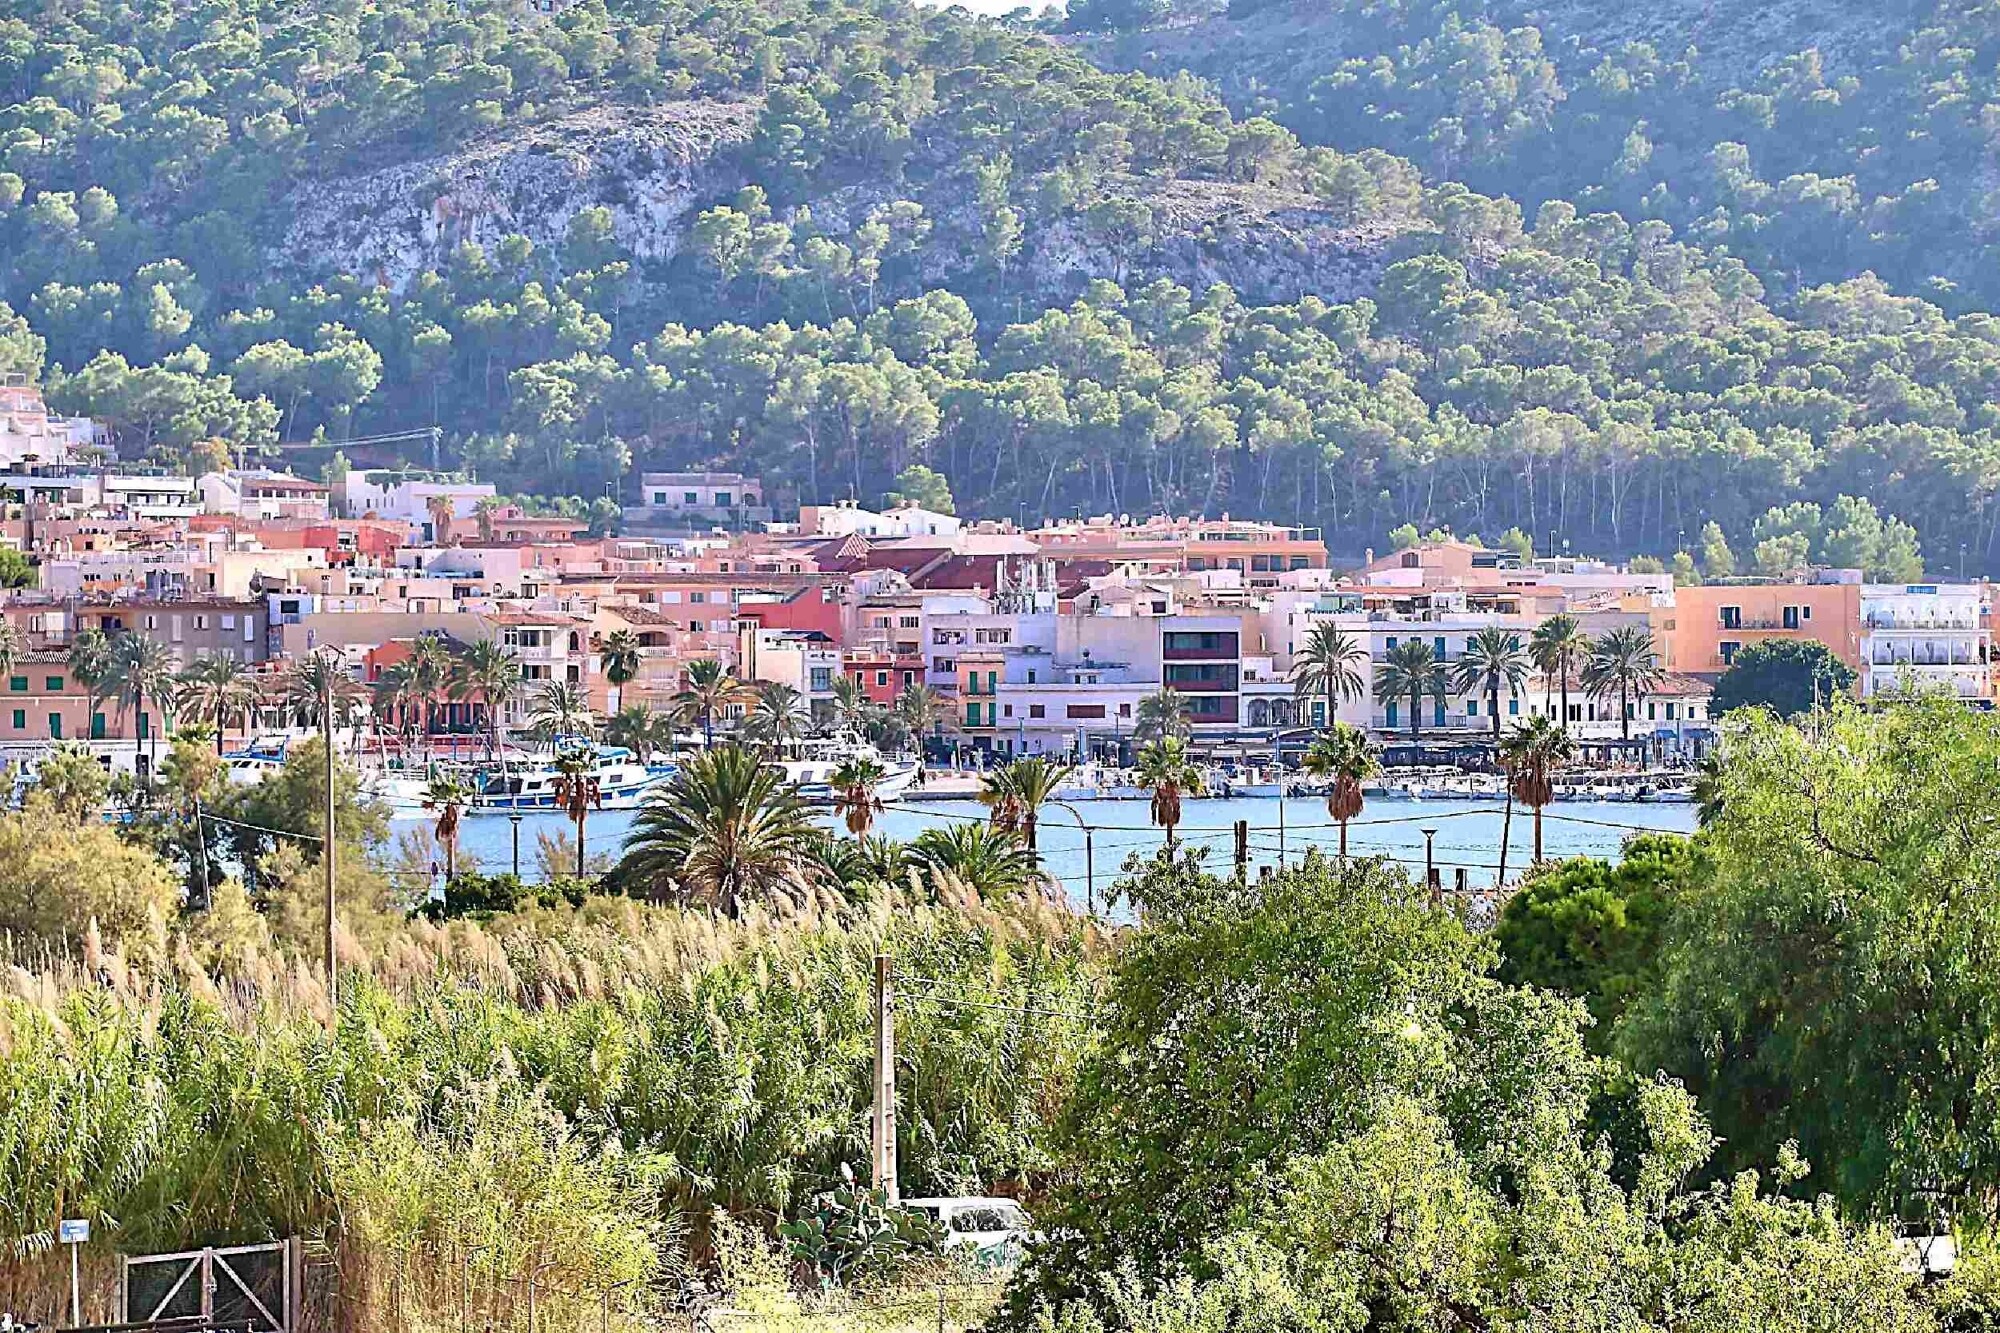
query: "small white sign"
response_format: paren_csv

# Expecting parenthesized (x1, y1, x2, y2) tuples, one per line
(57, 1219, 89, 1244)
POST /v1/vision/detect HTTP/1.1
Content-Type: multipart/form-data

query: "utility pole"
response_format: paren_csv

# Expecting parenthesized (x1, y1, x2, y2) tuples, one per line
(872, 952, 898, 1205)
(1233, 819, 1248, 881)
(322, 665, 337, 1012)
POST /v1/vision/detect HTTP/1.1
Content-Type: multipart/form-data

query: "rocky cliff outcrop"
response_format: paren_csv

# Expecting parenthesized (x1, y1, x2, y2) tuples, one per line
(277, 100, 760, 288)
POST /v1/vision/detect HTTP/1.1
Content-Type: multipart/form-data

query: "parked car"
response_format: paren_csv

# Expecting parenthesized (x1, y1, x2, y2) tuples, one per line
(903, 1196, 1034, 1268)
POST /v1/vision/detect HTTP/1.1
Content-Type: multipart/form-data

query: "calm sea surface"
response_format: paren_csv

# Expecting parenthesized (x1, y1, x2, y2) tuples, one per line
(408, 795, 1697, 912)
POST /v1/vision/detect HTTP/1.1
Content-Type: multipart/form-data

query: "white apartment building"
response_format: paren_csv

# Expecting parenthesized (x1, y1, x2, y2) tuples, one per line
(0, 378, 93, 468)
(1859, 583, 1991, 700)
(740, 627, 842, 720)
(333, 471, 496, 533)
(800, 501, 961, 539)
(198, 470, 331, 521)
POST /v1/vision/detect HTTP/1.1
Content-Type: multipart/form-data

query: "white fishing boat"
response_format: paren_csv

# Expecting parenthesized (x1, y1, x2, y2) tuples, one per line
(470, 744, 666, 812)
(773, 740, 920, 804)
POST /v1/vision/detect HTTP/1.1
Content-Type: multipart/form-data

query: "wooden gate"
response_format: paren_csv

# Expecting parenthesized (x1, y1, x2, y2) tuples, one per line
(122, 1240, 299, 1332)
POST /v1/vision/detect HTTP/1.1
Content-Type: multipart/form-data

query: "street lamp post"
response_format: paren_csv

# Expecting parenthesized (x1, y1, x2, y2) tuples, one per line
(1051, 801, 1095, 919)
(1421, 827, 1438, 898)
(510, 813, 523, 880)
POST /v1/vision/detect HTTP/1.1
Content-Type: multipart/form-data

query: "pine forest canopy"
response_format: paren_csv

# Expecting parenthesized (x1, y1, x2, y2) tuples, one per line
(0, 0, 1996, 570)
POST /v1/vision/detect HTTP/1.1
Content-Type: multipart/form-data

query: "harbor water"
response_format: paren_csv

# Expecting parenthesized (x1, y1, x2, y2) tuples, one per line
(410, 795, 1697, 913)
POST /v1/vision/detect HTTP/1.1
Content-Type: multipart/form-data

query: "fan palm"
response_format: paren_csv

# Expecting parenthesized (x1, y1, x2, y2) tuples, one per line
(528, 680, 596, 743)
(1583, 625, 1666, 742)
(907, 823, 1039, 899)
(425, 492, 456, 545)
(423, 773, 472, 880)
(176, 653, 262, 754)
(448, 639, 523, 760)
(1135, 735, 1205, 848)
(1528, 613, 1590, 725)
(1374, 639, 1445, 740)
(1302, 723, 1377, 860)
(1134, 687, 1193, 742)
(1290, 623, 1368, 727)
(551, 748, 601, 880)
(1452, 626, 1530, 742)
(1499, 714, 1573, 865)
(743, 681, 812, 751)
(674, 658, 744, 745)
(830, 757, 887, 837)
(106, 631, 177, 772)
(617, 744, 819, 914)
(978, 755, 1074, 865)
(598, 629, 641, 715)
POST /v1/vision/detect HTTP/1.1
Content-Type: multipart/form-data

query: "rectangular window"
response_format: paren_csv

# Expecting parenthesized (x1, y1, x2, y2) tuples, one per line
(1386, 636, 1398, 651)
(10, 709, 21, 730)
(1434, 699, 1446, 726)
(899, 616, 920, 629)
(1467, 698, 1478, 716)
(1434, 636, 1446, 658)
(222, 614, 236, 630)
(690, 591, 706, 604)
(1386, 701, 1399, 729)
(7, 677, 24, 692)
(49, 713, 61, 739)
(137, 713, 149, 740)
(1783, 606, 1800, 630)
(1066, 704, 1106, 719)
(91, 712, 104, 739)
(684, 491, 700, 505)
(1648, 702, 1658, 720)
(1508, 698, 1520, 715)
(1720, 640, 1741, 665)
(1720, 606, 1742, 630)
(875, 671, 889, 686)
(1162, 630, 1237, 655)
(194, 614, 208, 631)
(1029, 704, 1046, 718)
(652, 492, 667, 506)
(715, 492, 733, 507)
(1118, 703, 1132, 717)
(44, 677, 60, 691)
(1003, 704, 1013, 718)
(809, 667, 832, 691)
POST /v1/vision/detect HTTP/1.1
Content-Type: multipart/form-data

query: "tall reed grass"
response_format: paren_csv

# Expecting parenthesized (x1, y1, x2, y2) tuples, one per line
(0, 882, 1100, 1330)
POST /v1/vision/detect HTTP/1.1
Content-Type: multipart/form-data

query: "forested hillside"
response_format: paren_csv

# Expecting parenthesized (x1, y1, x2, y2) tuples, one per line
(1, 0, 1997, 567)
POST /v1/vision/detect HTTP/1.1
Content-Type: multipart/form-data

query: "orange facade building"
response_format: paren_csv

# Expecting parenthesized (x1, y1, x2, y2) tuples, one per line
(1665, 583, 1864, 677)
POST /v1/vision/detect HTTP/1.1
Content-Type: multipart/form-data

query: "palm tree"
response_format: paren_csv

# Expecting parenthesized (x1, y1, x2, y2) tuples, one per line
(978, 755, 1074, 866)
(0, 618, 18, 687)
(67, 627, 114, 741)
(176, 653, 261, 754)
(1135, 735, 1206, 849)
(893, 682, 946, 754)
(107, 632, 176, 773)
(1375, 639, 1445, 740)
(598, 629, 641, 715)
(425, 492, 456, 545)
(1302, 723, 1376, 860)
(551, 748, 601, 879)
(373, 660, 423, 753)
(449, 639, 523, 759)
(606, 704, 666, 762)
(528, 680, 596, 743)
(744, 681, 812, 751)
(1499, 714, 1573, 866)
(284, 649, 366, 729)
(405, 634, 455, 754)
(617, 744, 819, 914)
(907, 823, 1039, 899)
(830, 757, 886, 837)
(1528, 613, 1590, 725)
(1452, 626, 1530, 742)
(674, 658, 743, 745)
(423, 773, 472, 880)
(1134, 687, 1193, 742)
(473, 495, 505, 542)
(830, 674, 878, 738)
(1583, 625, 1666, 742)
(1290, 623, 1368, 728)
